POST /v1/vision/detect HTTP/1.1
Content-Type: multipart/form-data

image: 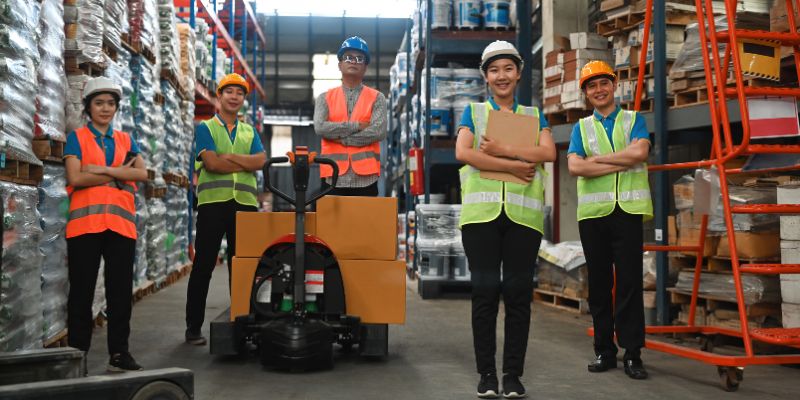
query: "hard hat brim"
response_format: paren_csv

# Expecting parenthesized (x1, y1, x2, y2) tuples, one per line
(217, 84, 249, 96)
(580, 72, 617, 89)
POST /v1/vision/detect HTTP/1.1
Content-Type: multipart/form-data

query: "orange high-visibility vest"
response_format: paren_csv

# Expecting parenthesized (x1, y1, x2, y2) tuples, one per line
(66, 126, 138, 240)
(320, 85, 381, 178)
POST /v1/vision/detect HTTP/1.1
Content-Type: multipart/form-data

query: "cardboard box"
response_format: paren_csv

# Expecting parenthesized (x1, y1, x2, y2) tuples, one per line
(236, 212, 317, 258)
(678, 227, 719, 257)
(668, 216, 677, 245)
(600, 0, 630, 12)
(643, 290, 656, 308)
(783, 302, 800, 328)
(676, 210, 703, 230)
(569, 32, 609, 50)
(543, 83, 562, 99)
(544, 65, 563, 82)
(561, 89, 585, 104)
(716, 231, 780, 259)
(544, 95, 562, 107)
(563, 49, 614, 63)
(771, 0, 800, 32)
(545, 50, 563, 67)
(316, 196, 398, 261)
(778, 184, 800, 240)
(230, 257, 406, 324)
(673, 177, 695, 210)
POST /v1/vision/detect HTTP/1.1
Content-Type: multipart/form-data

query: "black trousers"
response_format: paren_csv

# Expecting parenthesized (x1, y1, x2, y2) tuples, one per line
(67, 230, 136, 355)
(578, 206, 645, 361)
(185, 200, 257, 333)
(462, 212, 542, 377)
(321, 181, 378, 197)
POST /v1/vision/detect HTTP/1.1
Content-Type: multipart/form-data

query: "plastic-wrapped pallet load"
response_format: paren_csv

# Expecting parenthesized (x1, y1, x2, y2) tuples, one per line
(415, 204, 462, 279)
(177, 23, 196, 96)
(133, 182, 149, 287)
(36, 0, 68, 141)
(131, 56, 162, 170)
(194, 20, 211, 83)
(675, 270, 781, 305)
(158, 1, 181, 83)
(537, 241, 588, 297)
(0, 0, 41, 164)
(112, 48, 136, 135)
(164, 186, 189, 273)
(180, 100, 195, 174)
(160, 81, 183, 175)
(146, 180, 167, 282)
(103, 0, 128, 53)
(65, 74, 90, 134)
(63, 0, 105, 66)
(0, 182, 43, 351)
(37, 164, 69, 343)
(128, 0, 158, 52)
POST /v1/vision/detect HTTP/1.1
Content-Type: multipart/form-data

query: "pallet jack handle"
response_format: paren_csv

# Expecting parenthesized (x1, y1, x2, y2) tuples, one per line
(264, 148, 339, 209)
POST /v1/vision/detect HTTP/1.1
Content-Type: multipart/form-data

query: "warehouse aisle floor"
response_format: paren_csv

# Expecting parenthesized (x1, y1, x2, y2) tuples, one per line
(86, 266, 798, 399)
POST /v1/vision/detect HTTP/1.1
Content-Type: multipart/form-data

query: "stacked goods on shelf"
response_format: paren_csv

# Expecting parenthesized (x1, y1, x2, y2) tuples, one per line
(771, 0, 800, 33)
(129, 0, 158, 54)
(165, 185, 189, 273)
(414, 204, 468, 281)
(105, 49, 135, 135)
(180, 100, 195, 172)
(133, 181, 149, 287)
(777, 184, 800, 328)
(420, 0, 517, 31)
(0, 182, 43, 351)
(131, 56, 163, 172)
(160, 81, 184, 175)
(65, 75, 90, 133)
(36, 0, 67, 141)
(420, 67, 485, 138)
(673, 173, 718, 257)
(146, 193, 167, 282)
(158, 0, 181, 89)
(390, 51, 411, 102)
(1, 0, 43, 164)
(214, 48, 228, 81)
(177, 23, 196, 98)
(194, 19, 211, 84)
(63, 0, 105, 66)
(536, 241, 587, 299)
(37, 164, 69, 343)
(103, 0, 128, 53)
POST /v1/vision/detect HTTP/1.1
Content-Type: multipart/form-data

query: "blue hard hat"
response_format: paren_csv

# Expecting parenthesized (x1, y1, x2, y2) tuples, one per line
(337, 36, 370, 64)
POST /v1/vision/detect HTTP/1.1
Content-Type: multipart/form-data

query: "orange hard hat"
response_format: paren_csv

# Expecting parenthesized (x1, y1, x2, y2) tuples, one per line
(217, 73, 250, 95)
(579, 60, 616, 89)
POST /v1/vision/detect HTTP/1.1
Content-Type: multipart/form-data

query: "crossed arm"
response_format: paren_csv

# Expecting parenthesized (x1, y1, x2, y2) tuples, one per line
(567, 139, 650, 178)
(199, 151, 266, 174)
(65, 155, 149, 188)
(455, 127, 557, 183)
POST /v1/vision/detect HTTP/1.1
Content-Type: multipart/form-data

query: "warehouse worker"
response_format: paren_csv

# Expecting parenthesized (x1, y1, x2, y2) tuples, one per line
(314, 36, 387, 196)
(566, 61, 652, 380)
(64, 76, 149, 372)
(185, 73, 266, 345)
(455, 40, 555, 399)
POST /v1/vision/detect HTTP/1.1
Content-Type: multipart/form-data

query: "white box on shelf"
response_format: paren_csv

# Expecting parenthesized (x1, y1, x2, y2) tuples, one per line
(782, 302, 800, 328)
(569, 32, 609, 50)
(778, 184, 800, 240)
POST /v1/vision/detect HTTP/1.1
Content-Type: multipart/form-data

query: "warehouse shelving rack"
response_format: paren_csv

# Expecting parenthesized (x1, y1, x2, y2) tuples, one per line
(586, 0, 800, 391)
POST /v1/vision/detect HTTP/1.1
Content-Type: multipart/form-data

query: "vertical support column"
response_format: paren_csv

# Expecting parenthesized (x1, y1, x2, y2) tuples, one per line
(309, 15, 314, 105)
(189, 0, 196, 28)
(375, 16, 381, 89)
(516, 0, 532, 106)
(252, 26, 258, 124)
(229, 0, 236, 73)
(211, 1, 218, 81)
(653, 0, 670, 326)
(274, 10, 279, 104)
(423, 0, 432, 204)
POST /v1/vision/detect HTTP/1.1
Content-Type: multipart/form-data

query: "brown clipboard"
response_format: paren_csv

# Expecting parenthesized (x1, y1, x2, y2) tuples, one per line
(479, 109, 539, 184)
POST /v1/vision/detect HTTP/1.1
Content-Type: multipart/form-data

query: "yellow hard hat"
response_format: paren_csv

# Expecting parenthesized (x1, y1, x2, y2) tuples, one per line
(217, 73, 250, 95)
(579, 60, 616, 89)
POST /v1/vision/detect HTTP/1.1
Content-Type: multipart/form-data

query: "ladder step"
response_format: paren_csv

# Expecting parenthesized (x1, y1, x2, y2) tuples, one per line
(735, 144, 800, 155)
(731, 204, 800, 214)
(724, 87, 800, 98)
(750, 327, 800, 346)
(739, 264, 800, 274)
(716, 30, 800, 46)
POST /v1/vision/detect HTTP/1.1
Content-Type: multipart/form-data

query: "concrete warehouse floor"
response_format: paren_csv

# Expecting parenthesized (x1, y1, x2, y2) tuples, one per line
(85, 266, 798, 399)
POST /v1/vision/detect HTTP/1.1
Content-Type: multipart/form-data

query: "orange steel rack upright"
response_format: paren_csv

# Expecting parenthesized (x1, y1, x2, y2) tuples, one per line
(591, 0, 800, 391)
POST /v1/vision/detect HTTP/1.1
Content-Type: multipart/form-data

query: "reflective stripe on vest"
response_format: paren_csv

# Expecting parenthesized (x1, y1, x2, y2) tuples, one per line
(319, 85, 381, 178)
(66, 126, 138, 239)
(577, 110, 653, 221)
(196, 118, 259, 207)
(458, 102, 546, 233)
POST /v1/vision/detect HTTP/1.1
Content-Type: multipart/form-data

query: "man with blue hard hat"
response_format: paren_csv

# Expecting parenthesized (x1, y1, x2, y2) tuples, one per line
(314, 36, 387, 197)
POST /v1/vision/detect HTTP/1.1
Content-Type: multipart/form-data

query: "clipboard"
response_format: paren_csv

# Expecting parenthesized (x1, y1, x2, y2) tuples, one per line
(479, 109, 539, 184)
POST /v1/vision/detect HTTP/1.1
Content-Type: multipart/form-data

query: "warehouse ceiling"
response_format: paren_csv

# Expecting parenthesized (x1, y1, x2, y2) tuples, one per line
(259, 15, 407, 112)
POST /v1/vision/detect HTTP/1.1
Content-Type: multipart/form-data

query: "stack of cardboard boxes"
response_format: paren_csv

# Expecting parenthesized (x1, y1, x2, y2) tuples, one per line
(543, 32, 612, 120)
(233, 196, 406, 326)
(778, 184, 800, 328)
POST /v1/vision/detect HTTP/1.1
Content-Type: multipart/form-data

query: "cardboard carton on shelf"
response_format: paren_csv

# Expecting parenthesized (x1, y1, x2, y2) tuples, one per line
(569, 32, 610, 50)
(716, 230, 780, 260)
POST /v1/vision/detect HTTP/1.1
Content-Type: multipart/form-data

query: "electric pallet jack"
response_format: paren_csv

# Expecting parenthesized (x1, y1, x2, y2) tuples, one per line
(210, 146, 387, 370)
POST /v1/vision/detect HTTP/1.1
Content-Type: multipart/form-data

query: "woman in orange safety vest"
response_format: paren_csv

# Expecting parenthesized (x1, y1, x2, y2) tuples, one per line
(63, 77, 148, 373)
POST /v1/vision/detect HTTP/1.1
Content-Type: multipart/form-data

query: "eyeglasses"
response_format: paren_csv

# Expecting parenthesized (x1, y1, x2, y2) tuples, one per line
(342, 55, 366, 64)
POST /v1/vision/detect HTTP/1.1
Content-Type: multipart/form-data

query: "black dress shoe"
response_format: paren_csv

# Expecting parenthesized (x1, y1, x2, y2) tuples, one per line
(587, 355, 618, 372)
(624, 359, 649, 380)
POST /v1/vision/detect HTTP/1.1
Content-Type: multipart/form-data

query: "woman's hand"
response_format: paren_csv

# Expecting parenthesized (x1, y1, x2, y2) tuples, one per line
(509, 160, 537, 183)
(479, 136, 509, 158)
(82, 164, 108, 175)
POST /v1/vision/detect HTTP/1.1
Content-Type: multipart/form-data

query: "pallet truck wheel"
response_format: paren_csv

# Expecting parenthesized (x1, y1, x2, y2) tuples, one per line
(130, 381, 190, 400)
(717, 366, 741, 392)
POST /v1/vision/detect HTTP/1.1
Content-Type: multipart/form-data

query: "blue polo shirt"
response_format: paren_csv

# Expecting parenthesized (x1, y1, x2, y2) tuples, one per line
(567, 106, 650, 158)
(64, 122, 141, 166)
(194, 114, 265, 160)
(458, 97, 549, 133)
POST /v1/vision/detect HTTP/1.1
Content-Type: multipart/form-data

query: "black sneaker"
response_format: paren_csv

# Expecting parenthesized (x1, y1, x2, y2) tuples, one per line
(477, 373, 499, 398)
(185, 330, 207, 346)
(107, 352, 143, 372)
(502, 374, 526, 399)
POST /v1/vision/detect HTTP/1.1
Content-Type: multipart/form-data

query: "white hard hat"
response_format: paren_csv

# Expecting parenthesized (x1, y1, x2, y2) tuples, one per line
(82, 76, 122, 101)
(480, 40, 524, 76)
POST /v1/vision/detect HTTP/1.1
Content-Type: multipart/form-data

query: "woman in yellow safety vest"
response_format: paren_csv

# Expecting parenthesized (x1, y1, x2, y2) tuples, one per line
(454, 41, 556, 399)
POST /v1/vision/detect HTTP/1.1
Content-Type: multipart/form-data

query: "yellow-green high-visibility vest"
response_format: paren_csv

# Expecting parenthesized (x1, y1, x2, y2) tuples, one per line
(458, 102, 546, 233)
(576, 110, 653, 221)
(195, 118, 258, 207)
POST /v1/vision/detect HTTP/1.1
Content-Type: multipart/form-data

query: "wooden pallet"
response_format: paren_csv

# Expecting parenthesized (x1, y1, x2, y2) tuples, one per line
(132, 280, 156, 302)
(161, 69, 185, 99)
(620, 98, 654, 113)
(616, 61, 673, 81)
(417, 275, 471, 299)
(146, 185, 167, 199)
(120, 33, 138, 55)
(0, 157, 43, 186)
(102, 40, 118, 62)
(669, 289, 780, 319)
(533, 288, 589, 314)
(146, 168, 156, 181)
(672, 86, 710, 108)
(163, 172, 189, 188)
(707, 256, 780, 273)
(43, 329, 68, 348)
(546, 108, 592, 126)
(32, 137, 66, 163)
(597, 11, 645, 36)
(154, 92, 165, 106)
(64, 57, 105, 77)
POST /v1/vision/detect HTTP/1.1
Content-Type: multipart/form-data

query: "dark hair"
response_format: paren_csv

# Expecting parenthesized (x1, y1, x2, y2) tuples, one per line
(82, 91, 121, 119)
(481, 55, 522, 74)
